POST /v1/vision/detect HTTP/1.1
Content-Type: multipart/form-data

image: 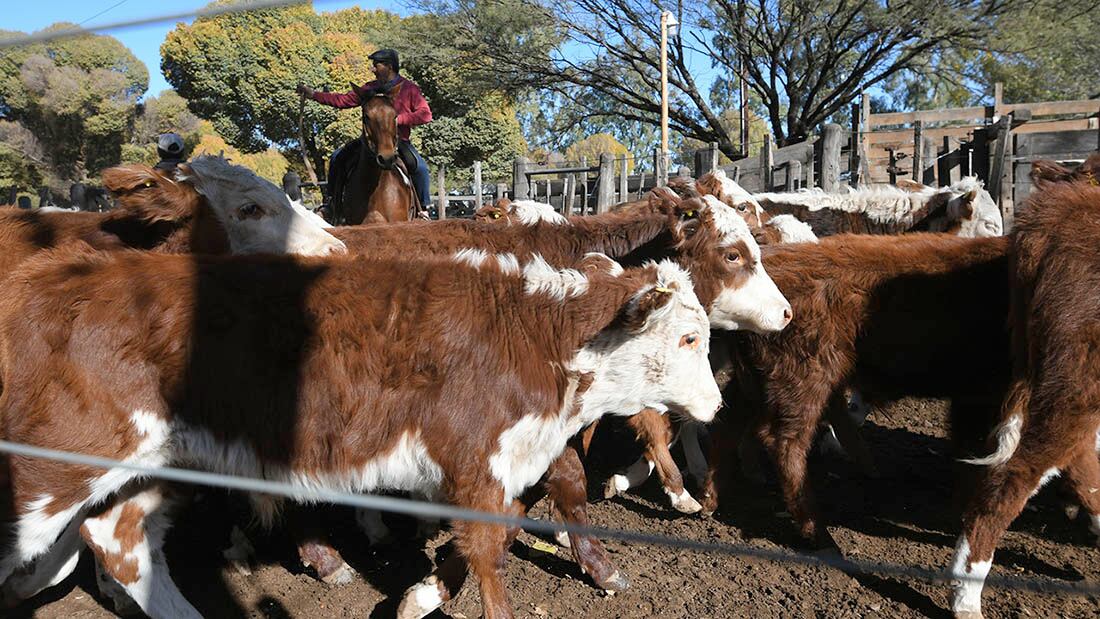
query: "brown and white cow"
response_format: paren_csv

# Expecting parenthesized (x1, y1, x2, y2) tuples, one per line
(310, 190, 790, 591)
(1027, 151, 1100, 190)
(949, 181, 1100, 619)
(696, 233, 1011, 548)
(0, 156, 345, 276)
(0, 247, 720, 619)
(754, 178, 1003, 238)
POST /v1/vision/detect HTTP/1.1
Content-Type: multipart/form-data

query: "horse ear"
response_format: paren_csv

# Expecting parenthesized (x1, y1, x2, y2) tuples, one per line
(350, 82, 361, 96)
(388, 81, 403, 97)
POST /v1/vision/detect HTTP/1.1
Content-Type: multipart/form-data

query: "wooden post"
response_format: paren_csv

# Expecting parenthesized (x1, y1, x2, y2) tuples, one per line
(993, 82, 1005, 121)
(912, 120, 923, 182)
(654, 147, 669, 187)
(638, 172, 647, 199)
(921, 135, 936, 186)
(786, 160, 802, 191)
(888, 148, 898, 185)
(512, 156, 530, 200)
(860, 93, 872, 183)
(820, 123, 843, 192)
(849, 101, 862, 187)
(988, 114, 1012, 230)
(940, 136, 962, 185)
(436, 164, 448, 220)
(597, 153, 616, 213)
(619, 156, 628, 203)
(760, 134, 774, 191)
(495, 183, 507, 200)
(564, 173, 575, 215)
(695, 142, 719, 177)
(472, 161, 482, 209)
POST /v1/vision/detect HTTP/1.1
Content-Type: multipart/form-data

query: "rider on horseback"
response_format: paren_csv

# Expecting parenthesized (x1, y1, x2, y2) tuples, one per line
(297, 49, 433, 219)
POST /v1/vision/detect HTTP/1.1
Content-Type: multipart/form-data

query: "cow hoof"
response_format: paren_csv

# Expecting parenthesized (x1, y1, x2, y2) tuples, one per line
(320, 562, 358, 586)
(397, 575, 445, 619)
(1064, 503, 1080, 520)
(604, 475, 628, 499)
(669, 491, 703, 514)
(596, 570, 631, 593)
(554, 529, 572, 548)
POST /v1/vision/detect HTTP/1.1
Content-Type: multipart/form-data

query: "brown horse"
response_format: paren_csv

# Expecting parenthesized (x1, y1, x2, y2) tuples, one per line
(342, 81, 418, 224)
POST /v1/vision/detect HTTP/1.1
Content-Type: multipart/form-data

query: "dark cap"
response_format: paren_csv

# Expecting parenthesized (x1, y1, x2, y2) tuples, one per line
(157, 133, 185, 160)
(368, 48, 400, 74)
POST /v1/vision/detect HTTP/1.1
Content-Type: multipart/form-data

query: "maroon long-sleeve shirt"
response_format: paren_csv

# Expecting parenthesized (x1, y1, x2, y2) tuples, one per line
(310, 76, 432, 141)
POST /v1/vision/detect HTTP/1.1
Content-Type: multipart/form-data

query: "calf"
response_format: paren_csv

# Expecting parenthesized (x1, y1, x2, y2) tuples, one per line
(1028, 151, 1100, 189)
(755, 178, 1003, 238)
(0, 247, 720, 619)
(699, 233, 1011, 548)
(949, 182, 1100, 618)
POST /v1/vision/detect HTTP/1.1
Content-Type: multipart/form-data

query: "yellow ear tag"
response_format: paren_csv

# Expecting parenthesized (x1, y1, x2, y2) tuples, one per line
(684, 210, 695, 217)
(654, 286, 671, 293)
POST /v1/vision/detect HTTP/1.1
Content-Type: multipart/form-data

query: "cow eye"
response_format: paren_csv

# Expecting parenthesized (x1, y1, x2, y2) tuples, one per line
(679, 334, 700, 349)
(726, 250, 741, 263)
(239, 204, 262, 218)
(736, 203, 747, 212)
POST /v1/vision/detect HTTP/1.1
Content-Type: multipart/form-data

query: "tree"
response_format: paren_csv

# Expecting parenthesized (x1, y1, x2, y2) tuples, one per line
(564, 133, 633, 173)
(163, 2, 533, 184)
(192, 121, 290, 184)
(435, 0, 1026, 154)
(0, 24, 148, 185)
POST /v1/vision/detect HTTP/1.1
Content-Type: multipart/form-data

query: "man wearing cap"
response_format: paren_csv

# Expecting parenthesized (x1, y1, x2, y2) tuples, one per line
(297, 49, 433, 219)
(155, 133, 187, 171)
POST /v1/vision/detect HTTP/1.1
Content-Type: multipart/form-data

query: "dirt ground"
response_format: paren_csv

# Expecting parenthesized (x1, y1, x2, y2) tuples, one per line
(16, 398, 1100, 618)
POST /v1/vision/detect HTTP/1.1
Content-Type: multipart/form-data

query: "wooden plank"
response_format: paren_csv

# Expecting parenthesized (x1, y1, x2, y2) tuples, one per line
(1004, 100, 1100, 117)
(512, 157, 530, 200)
(849, 102, 862, 186)
(761, 134, 774, 190)
(869, 106, 989, 128)
(597, 153, 615, 214)
(912, 121, 923, 182)
(939, 136, 962, 185)
(619, 156, 628, 203)
(1016, 130, 1100, 158)
(921, 135, 937, 185)
(988, 117, 1011, 211)
(472, 160, 482, 209)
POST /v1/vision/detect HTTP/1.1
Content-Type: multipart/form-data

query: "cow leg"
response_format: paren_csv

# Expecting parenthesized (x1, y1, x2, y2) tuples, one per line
(80, 485, 200, 619)
(759, 405, 836, 549)
(399, 491, 519, 619)
(680, 422, 709, 487)
(604, 455, 654, 499)
(1059, 445, 1100, 541)
(291, 503, 358, 586)
(0, 517, 84, 607)
(824, 390, 879, 478)
(544, 444, 629, 592)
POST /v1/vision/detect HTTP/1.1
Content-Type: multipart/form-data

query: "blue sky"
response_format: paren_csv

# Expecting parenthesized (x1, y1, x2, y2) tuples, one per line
(7, 0, 403, 98)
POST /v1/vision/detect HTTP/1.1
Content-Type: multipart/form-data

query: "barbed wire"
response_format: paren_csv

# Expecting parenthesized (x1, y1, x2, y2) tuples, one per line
(0, 0, 317, 48)
(0, 438, 1098, 597)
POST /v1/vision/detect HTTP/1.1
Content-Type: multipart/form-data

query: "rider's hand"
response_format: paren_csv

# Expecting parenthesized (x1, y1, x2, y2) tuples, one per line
(296, 84, 315, 98)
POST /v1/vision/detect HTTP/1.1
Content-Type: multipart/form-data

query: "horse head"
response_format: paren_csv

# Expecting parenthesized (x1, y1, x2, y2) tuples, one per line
(355, 80, 401, 171)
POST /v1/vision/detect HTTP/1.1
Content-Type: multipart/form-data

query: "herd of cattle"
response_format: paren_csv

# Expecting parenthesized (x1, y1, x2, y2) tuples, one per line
(0, 152, 1097, 618)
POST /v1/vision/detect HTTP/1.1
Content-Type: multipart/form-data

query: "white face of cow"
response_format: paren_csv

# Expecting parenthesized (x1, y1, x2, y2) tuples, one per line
(700, 195, 792, 332)
(180, 156, 347, 256)
(575, 261, 721, 424)
(510, 200, 568, 225)
(948, 180, 1003, 238)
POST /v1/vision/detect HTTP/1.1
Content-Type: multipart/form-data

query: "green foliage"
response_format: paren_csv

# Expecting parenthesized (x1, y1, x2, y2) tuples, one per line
(415, 93, 526, 184)
(192, 121, 289, 184)
(162, 2, 532, 183)
(564, 134, 632, 173)
(0, 26, 148, 183)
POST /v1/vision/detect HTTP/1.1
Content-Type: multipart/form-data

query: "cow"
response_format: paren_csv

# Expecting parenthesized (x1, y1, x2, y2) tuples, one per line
(753, 178, 1003, 238)
(1027, 151, 1100, 189)
(474, 198, 567, 226)
(949, 181, 1100, 619)
(671, 171, 767, 230)
(292, 191, 791, 592)
(0, 244, 721, 619)
(694, 233, 1011, 549)
(0, 156, 345, 279)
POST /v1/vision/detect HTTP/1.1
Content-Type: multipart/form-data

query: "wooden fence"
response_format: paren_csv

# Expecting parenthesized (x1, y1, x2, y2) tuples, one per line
(852, 83, 1100, 230)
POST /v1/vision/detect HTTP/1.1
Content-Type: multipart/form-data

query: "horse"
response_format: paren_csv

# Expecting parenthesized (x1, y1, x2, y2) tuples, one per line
(340, 81, 419, 224)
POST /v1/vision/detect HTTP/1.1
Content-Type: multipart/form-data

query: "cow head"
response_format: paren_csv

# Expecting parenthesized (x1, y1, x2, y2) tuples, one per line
(942, 178, 1002, 238)
(697, 168, 768, 230)
(177, 156, 346, 256)
(584, 260, 721, 423)
(663, 194, 792, 333)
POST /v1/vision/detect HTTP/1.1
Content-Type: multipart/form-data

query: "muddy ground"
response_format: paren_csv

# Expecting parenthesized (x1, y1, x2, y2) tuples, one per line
(18, 398, 1100, 618)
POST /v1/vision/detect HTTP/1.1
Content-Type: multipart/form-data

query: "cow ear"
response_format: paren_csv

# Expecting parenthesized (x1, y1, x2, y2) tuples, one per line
(623, 285, 675, 333)
(953, 190, 978, 218)
(895, 179, 928, 192)
(102, 164, 160, 195)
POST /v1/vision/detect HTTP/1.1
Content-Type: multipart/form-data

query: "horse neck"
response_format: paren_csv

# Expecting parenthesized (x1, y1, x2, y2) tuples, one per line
(360, 157, 411, 223)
